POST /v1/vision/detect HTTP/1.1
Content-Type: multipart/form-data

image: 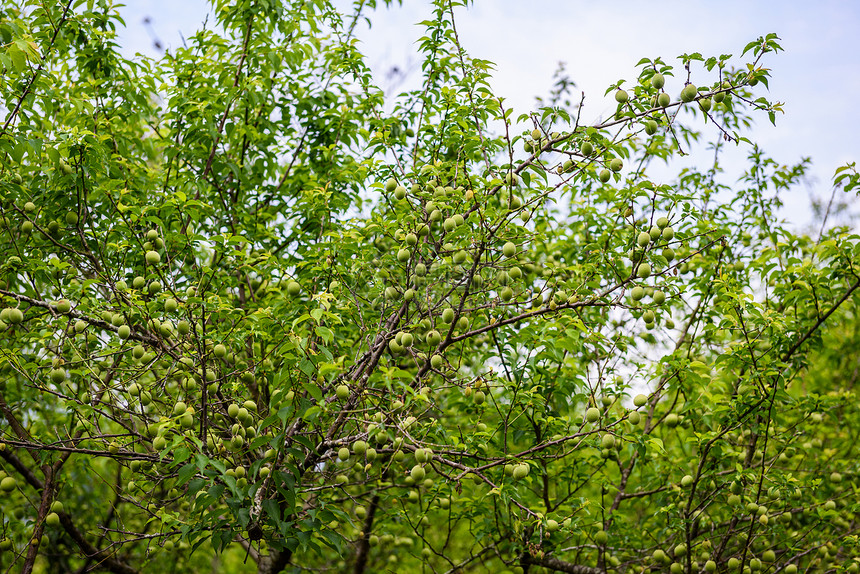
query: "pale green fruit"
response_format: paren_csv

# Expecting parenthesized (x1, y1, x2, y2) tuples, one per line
(74, 320, 87, 333)
(145, 250, 161, 265)
(631, 286, 645, 301)
(410, 465, 426, 481)
(637, 263, 652, 278)
(118, 325, 131, 339)
(609, 158, 623, 172)
(637, 232, 651, 246)
(595, 530, 608, 545)
(397, 248, 411, 262)
(430, 354, 444, 369)
(512, 464, 529, 480)
(644, 120, 658, 135)
(599, 169, 611, 183)
(601, 434, 615, 449)
(614, 89, 629, 103)
(580, 141, 594, 156)
(662, 226, 674, 240)
(384, 178, 397, 192)
(441, 308, 455, 323)
(585, 407, 600, 423)
(56, 299, 71, 313)
(338, 447, 350, 461)
(50, 368, 66, 384)
(681, 475, 694, 487)
(546, 519, 559, 532)
(46, 512, 60, 527)
(502, 241, 516, 258)
(680, 84, 697, 103)
(287, 281, 301, 297)
(651, 73, 665, 89)
(394, 185, 407, 200)
(65, 211, 78, 225)
(698, 98, 712, 112)
(628, 411, 641, 425)
(352, 440, 367, 455)
(665, 413, 680, 427)
(657, 92, 671, 107)
(0, 476, 17, 491)
(164, 298, 178, 313)
(473, 390, 486, 404)
(633, 394, 647, 407)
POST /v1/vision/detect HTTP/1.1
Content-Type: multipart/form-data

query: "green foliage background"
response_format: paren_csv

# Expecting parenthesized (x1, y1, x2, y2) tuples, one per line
(0, 1, 859, 573)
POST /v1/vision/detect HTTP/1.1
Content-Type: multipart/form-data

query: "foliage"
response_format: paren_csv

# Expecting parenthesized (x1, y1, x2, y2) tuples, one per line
(0, 1, 859, 574)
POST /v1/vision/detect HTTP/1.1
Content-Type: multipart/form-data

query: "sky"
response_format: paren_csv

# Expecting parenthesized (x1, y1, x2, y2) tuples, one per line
(114, 0, 860, 230)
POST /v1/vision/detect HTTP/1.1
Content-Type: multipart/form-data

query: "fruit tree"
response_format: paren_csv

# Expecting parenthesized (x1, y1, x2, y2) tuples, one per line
(1, 1, 859, 573)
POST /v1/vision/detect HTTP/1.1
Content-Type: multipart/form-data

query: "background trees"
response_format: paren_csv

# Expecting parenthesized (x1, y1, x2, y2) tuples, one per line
(1, 1, 859, 573)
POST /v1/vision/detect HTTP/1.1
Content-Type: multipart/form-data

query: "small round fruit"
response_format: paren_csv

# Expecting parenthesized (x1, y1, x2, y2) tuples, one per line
(614, 89, 629, 103)
(164, 298, 178, 313)
(352, 440, 367, 455)
(601, 434, 615, 449)
(631, 286, 645, 301)
(394, 186, 407, 200)
(430, 354, 444, 369)
(644, 120, 658, 135)
(680, 84, 698, 103)
(546, 519, 559, 532)
(336, 384, 350, 400)
(609, 158, 623, 172)
(637, 231, 651, 246)
(662, 226, 674, 240)
(441, 308, 455, 323)
(50, 368, 66, 384)
(680, 474, 694, 487)
(637, 263, 652, 278)
(65, 212, 79, 225)
(338, 447, 350, 461)
(580, 141, 594, 156)
(698, 98, 712, 112)
(652, 290, 666, 304)
(384, 178, 397, 192)
(287, 281, 301, 297)
(595, 530, 608, 545)
(411, 465, 426, 481)
(50, 501, 64, 513)
(56, 299, 71, 314)
(599, 169, 611, 183)
(117, 325, 131, 339)
(24, 201, 36, 212)
(0, 476, 17, 491)
(657, 92, 671, 107)
(46, 512, 60, 527)
(512, 464, 529, 480)
(145, 250, 161, 265)
(665, 413, 680, 427)
(633, 394, 647, 407)
(214, 344, 227, 358)
(502, 241, 516, 258)
(651, 73, 665, 89)
(585, 407, 600, 423)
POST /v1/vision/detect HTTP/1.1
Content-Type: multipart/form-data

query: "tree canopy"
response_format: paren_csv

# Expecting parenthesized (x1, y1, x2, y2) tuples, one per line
(1, 1, 860, 573)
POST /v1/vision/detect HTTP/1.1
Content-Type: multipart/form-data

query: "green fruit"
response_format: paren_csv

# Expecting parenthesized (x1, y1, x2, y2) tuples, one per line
(441, 308, 455, 323)
(662, 247, 675, 261)
(680, 474, 694, 487)
(502, 241, 516, 258)
(651, 73, 665, 89)
(637, 263, 652, 278)
(50, 368, 66, 384)
(680, 84, 697, 103)
(287, 281, 301, 297)
(662, 226, 674, 240)
(426, 330, 441, 346)
(595, 530, 608, 545)
(500, 286, 513, 301)
(628, 411, 641, 425)
(411, 465, 425, 481)
(784, 566, 797, 574)
(145, 250, 161, 265)
(394, 185, 407, 200)
(609, 158, 623, 172)
(585, 407, 600, 423)
(657, 92, 671, 107)
(546, 519, 559, 532)
(674, 544, 687, 557)
(580, 141, 594, 156)
(652, 290, 666, 304)
(631, 286, 645, 301)
(50, 501, 63, 513)
(615, 89, 629, 103)
(599, 169, 611, 183)
(46, 512, 60, 527)
(336, 384, 350, 400)
(164, 298, 178, 313)
(637, 231, 651, 246)
(133, 276, 146, 289)
(384, 178, 397, 192)
(65, 211, 79, 225)
(353, 440, 367, 455)
(132, 345, 145, 359)
(56, 299, 71, 314)
(633, 394, 647, 407)
(149, 280, 162, 294)
(0, 476, 17, 491)
(644, 120, 658, 135)
(214, 344, 227, 358)
(698, 98, 712, 112)
(338, 447, 350, 460)
(117, 325, 131, 339)
(601, 434, 615, 449)
(397, 248, 411, 262)
(24, 201, 36, 212)
(228, 403, 240, 418)
(430, 354, 444, 369)
(665, 413, 680, 427)
(704, 560, 716, 573)
(512, 464, 529, 480)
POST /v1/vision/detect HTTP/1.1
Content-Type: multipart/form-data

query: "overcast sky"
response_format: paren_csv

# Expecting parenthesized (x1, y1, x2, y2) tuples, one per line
(115, 0, 860, 229)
